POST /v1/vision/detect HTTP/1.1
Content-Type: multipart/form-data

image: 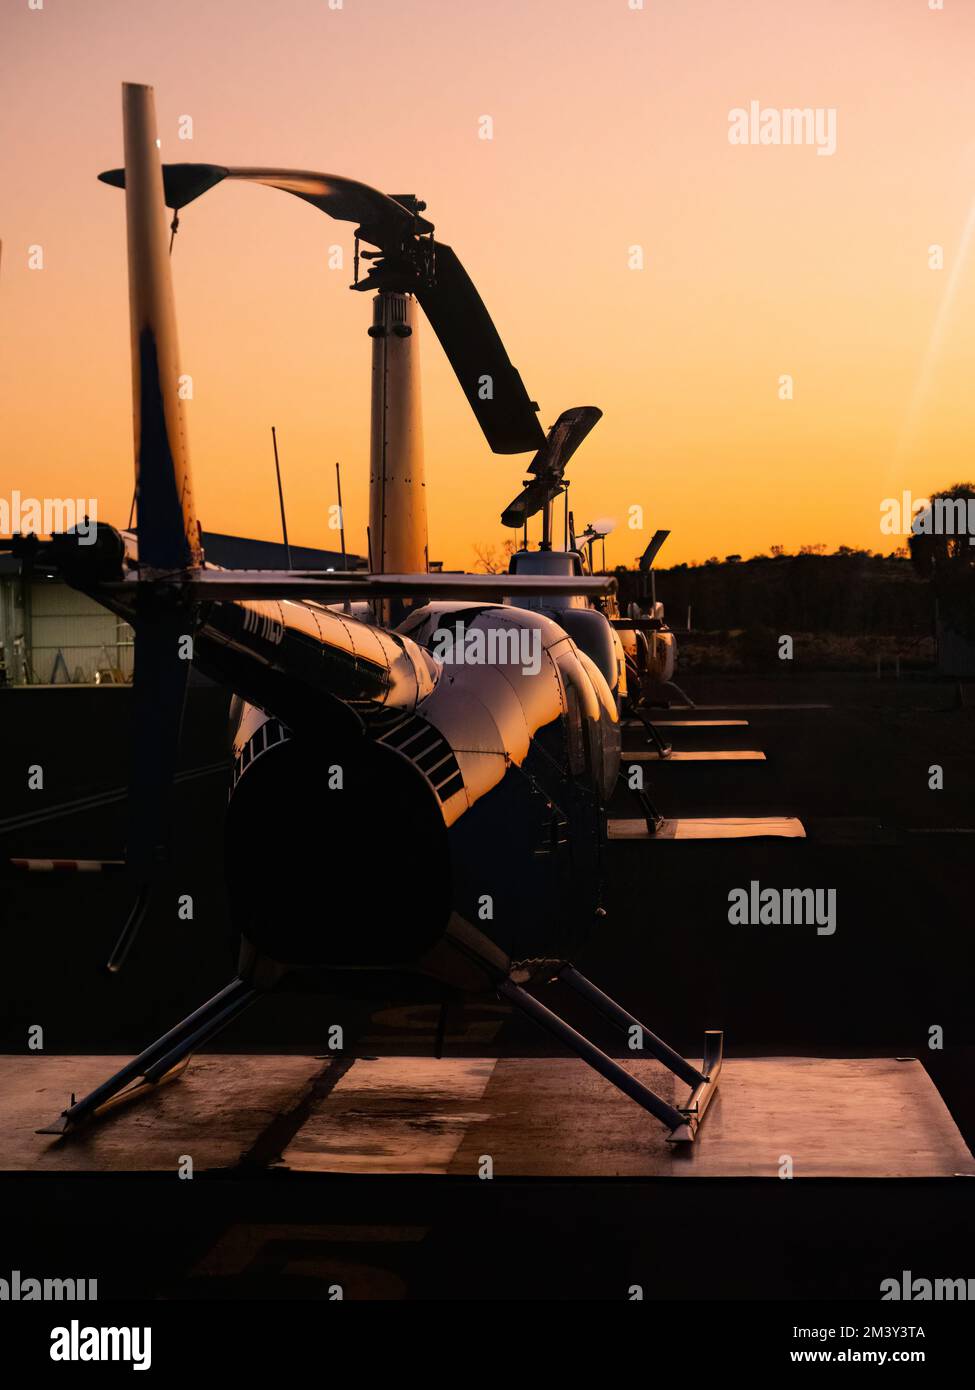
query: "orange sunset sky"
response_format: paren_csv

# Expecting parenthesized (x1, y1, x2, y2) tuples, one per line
(2, 0, 975, 570)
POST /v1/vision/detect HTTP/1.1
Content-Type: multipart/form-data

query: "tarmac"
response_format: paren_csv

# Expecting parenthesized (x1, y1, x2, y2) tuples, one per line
(1, 672, 973, 1297)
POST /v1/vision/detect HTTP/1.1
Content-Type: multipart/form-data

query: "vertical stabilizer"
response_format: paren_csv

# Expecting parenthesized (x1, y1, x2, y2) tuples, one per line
(122, 82, 201, 570)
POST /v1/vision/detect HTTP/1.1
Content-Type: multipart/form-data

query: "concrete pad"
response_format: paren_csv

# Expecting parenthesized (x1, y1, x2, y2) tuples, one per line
(3, 1056, 970, 1181)
(908, 827, 975, 836)
(675, 1058, 974, 1178)
(608, 816, 806, 840)
(283, 1058, 498, 1175)
(0, 1054, 327, 1172)
(449, 1057, 676, 1177)
(662, 704, 831, 711)
(286, 1057, 974, 1179)
(623, 750, 766, 762)
(633, 719, 750, 728)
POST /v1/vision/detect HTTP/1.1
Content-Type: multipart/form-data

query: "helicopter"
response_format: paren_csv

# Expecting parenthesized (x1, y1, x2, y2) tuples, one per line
(496, 423, 683, 754)
(10, 83, 720, 1144)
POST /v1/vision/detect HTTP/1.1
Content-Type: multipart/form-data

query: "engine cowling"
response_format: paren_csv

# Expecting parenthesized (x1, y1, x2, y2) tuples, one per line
(225, 723, 451, 969)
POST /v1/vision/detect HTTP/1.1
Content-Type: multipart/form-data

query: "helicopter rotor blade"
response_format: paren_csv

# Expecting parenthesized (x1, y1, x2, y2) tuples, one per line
(527, 406, 602, 479)
(99, 163, 546, 456)
(413, 243, 545, 455)
(639, 529, 671, 571)
(501, 477, 560, 528)
(500, 406, 603, 527)
(98, 163, 432, 245)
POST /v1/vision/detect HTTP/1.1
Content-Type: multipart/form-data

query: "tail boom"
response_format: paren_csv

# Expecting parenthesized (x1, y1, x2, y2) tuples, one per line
(122, 82, 201, 571)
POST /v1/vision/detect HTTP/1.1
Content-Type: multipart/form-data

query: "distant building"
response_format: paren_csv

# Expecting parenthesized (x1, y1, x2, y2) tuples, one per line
(200, 531, 365, 573)
(0, 531, 366, 686)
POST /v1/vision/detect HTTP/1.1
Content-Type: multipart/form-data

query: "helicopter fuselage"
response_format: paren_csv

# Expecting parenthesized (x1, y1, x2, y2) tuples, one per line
(219, 595, 620, 996)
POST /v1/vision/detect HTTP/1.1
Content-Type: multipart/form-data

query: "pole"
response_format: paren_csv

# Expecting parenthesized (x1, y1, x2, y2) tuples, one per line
(271, 426, 292, 568)
(335, 461, 348, 570)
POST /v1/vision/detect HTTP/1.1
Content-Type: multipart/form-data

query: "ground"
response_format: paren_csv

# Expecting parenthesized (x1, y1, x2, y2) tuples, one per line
(0, 672, 972, 1298)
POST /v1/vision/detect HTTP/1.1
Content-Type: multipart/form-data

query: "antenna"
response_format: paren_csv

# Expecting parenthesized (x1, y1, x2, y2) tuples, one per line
(270, 426, 292, 568)
(335, 461, 348, 570)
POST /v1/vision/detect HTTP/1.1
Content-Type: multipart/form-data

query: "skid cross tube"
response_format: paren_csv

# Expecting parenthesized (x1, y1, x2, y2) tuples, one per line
(556, 966, 705, 1089)
(37, 977, 261, 1135)
(631, 707, 672, 758)
(140, 987, 262, 1083)
(635, 786, 664, 836)
(502, 970, 723, 1140)
(498, 978, 686, 1132)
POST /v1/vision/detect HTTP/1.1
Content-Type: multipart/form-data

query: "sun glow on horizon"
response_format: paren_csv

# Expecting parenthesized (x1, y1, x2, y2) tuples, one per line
(3, 0, 975, 571)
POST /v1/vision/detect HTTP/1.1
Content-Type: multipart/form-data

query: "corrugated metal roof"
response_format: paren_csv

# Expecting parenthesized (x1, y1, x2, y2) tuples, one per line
(0, 531, 366, 578)
(200, 530, 366, 571)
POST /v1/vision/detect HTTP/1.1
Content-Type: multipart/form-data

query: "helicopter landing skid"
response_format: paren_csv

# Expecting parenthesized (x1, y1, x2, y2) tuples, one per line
(629, 706, 672, 757)
(36, 977, 262, 1136)
(498, 965, 722, 1142)
(662, 680, 695, 707)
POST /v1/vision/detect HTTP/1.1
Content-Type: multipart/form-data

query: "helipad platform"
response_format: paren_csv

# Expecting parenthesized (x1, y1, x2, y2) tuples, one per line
(608, 816, 806, 840)
(623, 749, 766, 762)
(633, 719, 749, 728)
(2, 1054, 971, 1179)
